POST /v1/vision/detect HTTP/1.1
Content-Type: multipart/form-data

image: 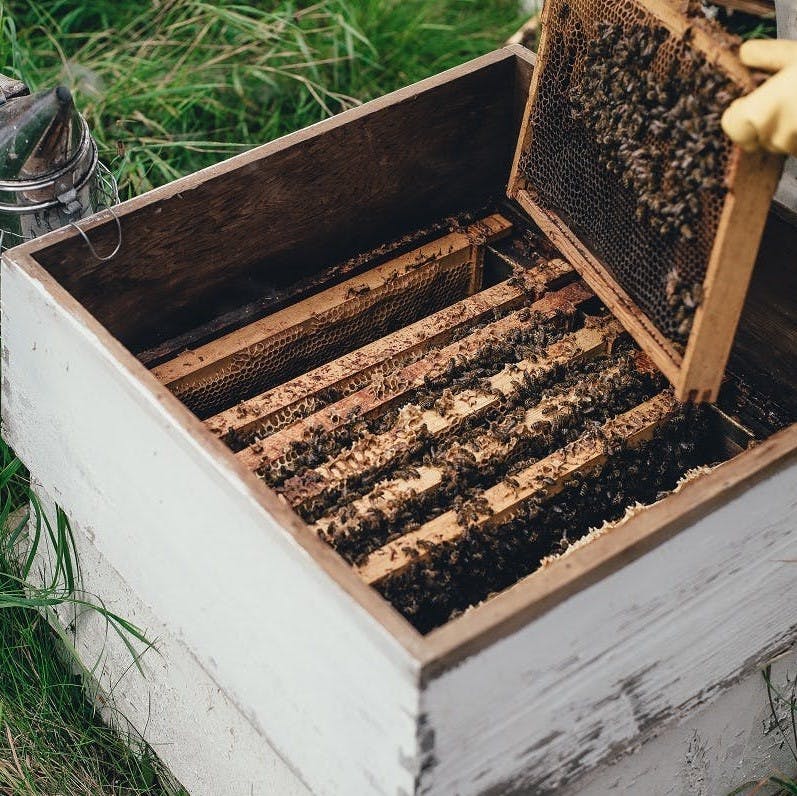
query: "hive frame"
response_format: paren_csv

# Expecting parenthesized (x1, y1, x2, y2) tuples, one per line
(152, 214, 511, 417)
(312, 354, 632, 543)
(507, 0, 785, 402)
(205, 258, 575, 446)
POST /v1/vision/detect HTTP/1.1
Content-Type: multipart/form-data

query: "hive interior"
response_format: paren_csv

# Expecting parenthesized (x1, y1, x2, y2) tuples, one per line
(149, 207, 790, 633)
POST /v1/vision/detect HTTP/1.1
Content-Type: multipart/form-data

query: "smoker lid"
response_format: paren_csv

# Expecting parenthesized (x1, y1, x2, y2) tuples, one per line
(0, 85, 86, 182)
(507, 0, 785, 403)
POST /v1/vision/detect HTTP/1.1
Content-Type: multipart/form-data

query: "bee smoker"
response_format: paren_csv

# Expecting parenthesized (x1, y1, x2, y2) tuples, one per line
(0, 75, 118, 253)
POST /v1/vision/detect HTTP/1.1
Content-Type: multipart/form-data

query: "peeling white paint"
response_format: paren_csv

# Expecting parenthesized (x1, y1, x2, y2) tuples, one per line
(419, 463, 797, 794)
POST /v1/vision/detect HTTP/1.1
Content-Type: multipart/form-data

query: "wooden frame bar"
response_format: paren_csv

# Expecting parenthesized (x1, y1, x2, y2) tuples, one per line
(507, 0, 785, 403)
(153, 214, 512, 415)
(679, 151, 784, 401)
(237, 280, 596, 474)
(280, 318, 623, 514)
(358, 391, 678, 585)
(205, 258, 575, 444)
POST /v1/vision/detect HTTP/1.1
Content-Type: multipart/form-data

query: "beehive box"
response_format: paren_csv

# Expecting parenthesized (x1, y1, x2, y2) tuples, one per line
(3, 45, 797, 796)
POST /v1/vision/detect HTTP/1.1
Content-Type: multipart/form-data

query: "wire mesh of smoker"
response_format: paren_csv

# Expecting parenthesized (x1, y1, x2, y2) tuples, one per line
(169, 252, 482, 418)
(515, 0, 749, 346)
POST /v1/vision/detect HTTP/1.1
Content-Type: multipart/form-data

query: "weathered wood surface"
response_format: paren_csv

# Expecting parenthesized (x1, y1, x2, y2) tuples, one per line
(19, 50, 526, 354)
(32, 475, 797, 796)
(205, 258, 574, 444)
(566, 647, 796, 796)
(418, 425, 797, 794)
(29, 483, 312, 796)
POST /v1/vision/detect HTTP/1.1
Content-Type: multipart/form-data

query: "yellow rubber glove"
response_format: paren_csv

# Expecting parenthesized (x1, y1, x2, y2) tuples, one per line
(722, 39, 797, 156)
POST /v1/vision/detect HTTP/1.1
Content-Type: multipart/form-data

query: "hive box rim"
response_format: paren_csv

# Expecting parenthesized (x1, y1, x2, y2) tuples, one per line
(4, 45, 797, 678)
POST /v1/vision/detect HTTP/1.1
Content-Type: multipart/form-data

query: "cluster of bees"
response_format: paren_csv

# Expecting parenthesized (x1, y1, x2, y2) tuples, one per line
(380, 407, 706, 633)
(519, 3, 739, 344)
(259, 303, 574, 498)
(323, 347, 662, 567)
(569, 22, 737, 340)
(571, 23, 736, 243)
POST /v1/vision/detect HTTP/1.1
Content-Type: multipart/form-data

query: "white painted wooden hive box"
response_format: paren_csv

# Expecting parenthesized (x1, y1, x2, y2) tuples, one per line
(3, 44, 797, 796)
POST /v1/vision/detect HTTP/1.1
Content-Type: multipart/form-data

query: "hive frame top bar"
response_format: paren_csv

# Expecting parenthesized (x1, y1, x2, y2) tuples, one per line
(507, 0, 785, 402)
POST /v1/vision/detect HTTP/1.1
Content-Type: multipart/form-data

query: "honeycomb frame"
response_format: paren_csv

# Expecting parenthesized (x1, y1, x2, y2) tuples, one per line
(153, 214, 511, 417)
(507, 0, 784, 402)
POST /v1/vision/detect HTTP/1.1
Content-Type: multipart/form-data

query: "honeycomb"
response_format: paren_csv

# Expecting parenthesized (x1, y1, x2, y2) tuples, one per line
(517, 0, 745, 345)
(170, 253, 480, 418)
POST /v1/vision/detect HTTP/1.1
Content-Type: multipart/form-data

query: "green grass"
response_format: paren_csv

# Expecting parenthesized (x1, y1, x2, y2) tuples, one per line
(1, 0, 526, 199)
(0, 587, 169, 795)
(0, 1, 523, 791)
(0, 438, 176, 795)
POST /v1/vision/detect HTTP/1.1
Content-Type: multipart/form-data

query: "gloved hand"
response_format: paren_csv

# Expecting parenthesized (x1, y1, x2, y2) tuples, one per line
(722, 39, 797, 156)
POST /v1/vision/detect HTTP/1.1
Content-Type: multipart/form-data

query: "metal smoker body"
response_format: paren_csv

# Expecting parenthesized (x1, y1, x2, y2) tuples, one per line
(0, 78, 117, 252)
